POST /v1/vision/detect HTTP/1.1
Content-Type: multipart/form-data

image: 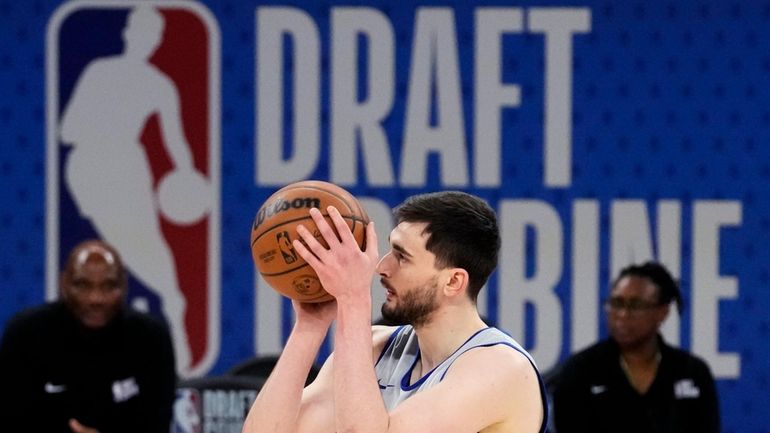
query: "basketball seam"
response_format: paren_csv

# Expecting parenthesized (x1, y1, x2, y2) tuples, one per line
(260, 262, 312, 277)
(301, 292, 333, 302)
(251, 214, 367, 247)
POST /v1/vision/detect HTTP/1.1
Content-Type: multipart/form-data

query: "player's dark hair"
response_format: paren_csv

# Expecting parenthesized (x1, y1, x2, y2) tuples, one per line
(393, 191, 500, 302)
(613, 261, 683, 313)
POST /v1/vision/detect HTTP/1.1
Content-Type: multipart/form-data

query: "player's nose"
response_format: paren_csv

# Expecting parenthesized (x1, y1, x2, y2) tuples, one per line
(376, 252, 393, 277)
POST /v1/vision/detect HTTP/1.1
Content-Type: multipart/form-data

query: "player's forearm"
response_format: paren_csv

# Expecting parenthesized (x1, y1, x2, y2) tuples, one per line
(243, 324, 327, 433)
(333, 297, 389, 433)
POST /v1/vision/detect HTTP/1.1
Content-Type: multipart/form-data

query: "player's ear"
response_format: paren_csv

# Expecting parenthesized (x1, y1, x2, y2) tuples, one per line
(443, 268, 469, 298)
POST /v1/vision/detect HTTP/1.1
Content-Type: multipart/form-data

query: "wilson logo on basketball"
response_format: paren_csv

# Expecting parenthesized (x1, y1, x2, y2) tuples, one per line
(253, 197, 321, 229)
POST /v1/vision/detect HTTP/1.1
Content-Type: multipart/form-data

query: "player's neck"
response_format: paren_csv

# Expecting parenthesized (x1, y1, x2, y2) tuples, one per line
(412, 304, 487, 373)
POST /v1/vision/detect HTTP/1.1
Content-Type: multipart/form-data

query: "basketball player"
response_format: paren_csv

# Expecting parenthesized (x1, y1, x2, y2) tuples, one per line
(0, 240, 176, 433)
(59, 5, 199, 373)
(244, 191, 548, 433)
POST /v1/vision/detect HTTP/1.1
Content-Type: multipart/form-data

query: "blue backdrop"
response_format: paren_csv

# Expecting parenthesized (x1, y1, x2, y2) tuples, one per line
(1, 1, 768, 431)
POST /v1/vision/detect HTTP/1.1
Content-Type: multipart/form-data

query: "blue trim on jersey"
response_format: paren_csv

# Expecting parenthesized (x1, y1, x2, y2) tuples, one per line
(375, 325, 405, 367)
(399, 327, 493, 391)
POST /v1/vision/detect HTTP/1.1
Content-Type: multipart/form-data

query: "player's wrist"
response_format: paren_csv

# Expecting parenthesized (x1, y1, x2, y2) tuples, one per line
(333, 287, 371, 310)
(335, 298, 372, 331)
(292, 317, 333, 336)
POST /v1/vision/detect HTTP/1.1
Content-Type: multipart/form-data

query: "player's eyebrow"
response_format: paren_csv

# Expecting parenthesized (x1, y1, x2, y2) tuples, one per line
(391, 242, 413, 259)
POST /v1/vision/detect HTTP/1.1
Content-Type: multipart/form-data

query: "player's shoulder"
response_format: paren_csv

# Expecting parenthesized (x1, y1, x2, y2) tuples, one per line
(459, 341, 536, 376)
(460, 327, 538, 369)
(444, 341, 543, 422)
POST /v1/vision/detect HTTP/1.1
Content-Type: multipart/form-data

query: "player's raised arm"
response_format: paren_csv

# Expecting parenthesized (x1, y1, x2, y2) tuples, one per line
(242, 301, 337, 433)
(292, 191, 547, 433)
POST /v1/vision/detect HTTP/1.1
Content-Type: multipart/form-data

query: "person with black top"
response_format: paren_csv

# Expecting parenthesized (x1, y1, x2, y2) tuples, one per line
(0, 239, 176, 433)
(551, 261, 720, 433)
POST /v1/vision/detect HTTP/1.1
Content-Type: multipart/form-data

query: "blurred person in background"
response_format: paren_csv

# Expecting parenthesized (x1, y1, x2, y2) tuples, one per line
(0, 239, 176, 433)
(551, 261, 719, 433)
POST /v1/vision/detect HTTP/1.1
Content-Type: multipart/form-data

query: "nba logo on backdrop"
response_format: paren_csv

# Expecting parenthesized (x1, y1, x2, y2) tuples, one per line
(171, 388, 203, 433)
(45, 0, 221, 377)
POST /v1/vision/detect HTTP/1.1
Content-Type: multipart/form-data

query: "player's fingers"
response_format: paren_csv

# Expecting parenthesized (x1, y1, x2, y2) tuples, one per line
(327, 206, 357, 245)
(292, 236, 323, 269)
(295, 223, 328, 259)
(364, 221, 378, 261)
(309, 207, 341, 246)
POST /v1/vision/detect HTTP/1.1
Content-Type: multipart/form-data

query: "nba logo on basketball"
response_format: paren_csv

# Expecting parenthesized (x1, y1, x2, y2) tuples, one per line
(46, 0, 221, 377)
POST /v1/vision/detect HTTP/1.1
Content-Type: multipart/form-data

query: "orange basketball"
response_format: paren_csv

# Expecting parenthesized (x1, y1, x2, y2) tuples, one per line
(250, 180, 369, 302)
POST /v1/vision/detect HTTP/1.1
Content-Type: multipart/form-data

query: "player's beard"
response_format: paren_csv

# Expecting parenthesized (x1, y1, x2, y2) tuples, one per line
(381, 276, 439, 328)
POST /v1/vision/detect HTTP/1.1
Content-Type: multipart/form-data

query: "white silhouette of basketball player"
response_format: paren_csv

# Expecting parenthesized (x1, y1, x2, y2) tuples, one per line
(59, 5, 206, 374)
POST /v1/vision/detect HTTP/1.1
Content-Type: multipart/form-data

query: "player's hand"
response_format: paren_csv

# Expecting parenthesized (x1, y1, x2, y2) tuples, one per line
(292, 299, 337, 331)
(293, 206, 378, 304)
(69, 419, 99, 433)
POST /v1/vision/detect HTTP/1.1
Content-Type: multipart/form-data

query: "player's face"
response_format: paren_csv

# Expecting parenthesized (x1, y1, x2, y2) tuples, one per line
(605, 275, 668, 350)
(377, 221, 442, 327)
(61, 247, 127, 329)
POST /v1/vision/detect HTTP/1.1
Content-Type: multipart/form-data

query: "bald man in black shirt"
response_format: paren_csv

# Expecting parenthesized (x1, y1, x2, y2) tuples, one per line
(0, 240, 176, 433)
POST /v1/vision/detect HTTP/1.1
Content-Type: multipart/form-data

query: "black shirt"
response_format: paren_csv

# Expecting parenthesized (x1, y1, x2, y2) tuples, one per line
(0, 301, 176, 433)
(552, 336, 720, 433)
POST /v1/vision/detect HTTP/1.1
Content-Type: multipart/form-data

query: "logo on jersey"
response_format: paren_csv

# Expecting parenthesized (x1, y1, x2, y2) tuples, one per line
(46, 0, 221, 377)
(112, 376, 140, 403)
(44, 382, 67, 394)
(674, 379, 701, 399)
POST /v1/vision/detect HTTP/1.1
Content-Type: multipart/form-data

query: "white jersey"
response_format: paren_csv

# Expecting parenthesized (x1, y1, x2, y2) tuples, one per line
(374, 325, 549, 433)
